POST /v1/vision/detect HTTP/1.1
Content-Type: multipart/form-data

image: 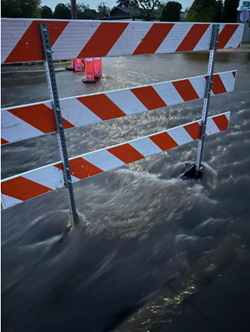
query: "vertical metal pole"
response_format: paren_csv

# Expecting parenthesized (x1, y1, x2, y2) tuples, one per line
(71, 0, 77, 19)
(195, 24, 220, 176)
(70, 0, 77, 71)
(39, 23, 78, 229)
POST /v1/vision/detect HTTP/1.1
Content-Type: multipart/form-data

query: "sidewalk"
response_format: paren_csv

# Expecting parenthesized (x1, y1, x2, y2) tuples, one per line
(1, 61, 72, 78)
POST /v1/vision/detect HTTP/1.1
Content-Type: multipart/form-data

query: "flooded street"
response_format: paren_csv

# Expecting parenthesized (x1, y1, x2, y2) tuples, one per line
(2, 50, 250, 332)
(2, 51, 250, 108)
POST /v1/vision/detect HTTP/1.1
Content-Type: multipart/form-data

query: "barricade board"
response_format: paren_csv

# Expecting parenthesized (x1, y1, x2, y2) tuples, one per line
(1, 112, 230, 209)
(1, 71, 236, 145)
(1, 19, 244, 64)
(1, 19, 243, 213)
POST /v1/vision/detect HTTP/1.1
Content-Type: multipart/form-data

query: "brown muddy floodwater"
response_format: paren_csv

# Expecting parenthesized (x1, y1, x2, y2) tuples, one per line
(2, 50, 250, 332)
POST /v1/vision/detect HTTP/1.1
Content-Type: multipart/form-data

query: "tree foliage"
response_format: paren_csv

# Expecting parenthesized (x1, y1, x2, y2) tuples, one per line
(116, 0, 138, 6)
(161, 1, 182, 21)
(77, 4, 98, 19)
(185, 0, 218, 22)
(40, 5, 53, 18)
(134, 0, 162, 21)
(221, 0, 240, 22)
(1, 0, 41, 18)
(97, 3, 111, 18)
(215, 0, 223, 22)
(53, 3, 71, 19)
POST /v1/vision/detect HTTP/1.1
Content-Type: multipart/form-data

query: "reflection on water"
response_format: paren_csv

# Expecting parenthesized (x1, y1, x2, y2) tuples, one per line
(183, 51, 231, 63)
(2, 51, 250, 109)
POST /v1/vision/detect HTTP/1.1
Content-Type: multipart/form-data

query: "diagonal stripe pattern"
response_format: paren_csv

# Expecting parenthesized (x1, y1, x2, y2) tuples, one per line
(1, 19, 244, 63)
(1, 112, 230, 209)
(1, 71, 236, 145)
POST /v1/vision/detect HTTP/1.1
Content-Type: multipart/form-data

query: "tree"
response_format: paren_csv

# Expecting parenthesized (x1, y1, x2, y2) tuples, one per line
(116, 0, 138, 6)
(40, 5, 53, 18)
(97, 3, 110, 18)
(135, 0, 162, 21)
(53, 3, 71, 19)
(221, 0, 240, 22)
(1, 0, 41, 18)
(161, 1, 182, 21)
(185, 0, 218, 22)
(77, 3, 98, 19)
(215, 0, 223, 22)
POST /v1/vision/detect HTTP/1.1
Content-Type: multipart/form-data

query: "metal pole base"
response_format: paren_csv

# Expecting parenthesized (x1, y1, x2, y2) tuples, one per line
(180, 163, 205, 180)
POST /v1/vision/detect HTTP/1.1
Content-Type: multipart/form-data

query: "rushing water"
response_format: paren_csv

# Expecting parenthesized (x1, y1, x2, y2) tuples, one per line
(2, 50, 250, 332)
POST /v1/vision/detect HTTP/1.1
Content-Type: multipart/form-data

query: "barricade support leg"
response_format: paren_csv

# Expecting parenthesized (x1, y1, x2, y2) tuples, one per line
(39, 23, 78, 229)
(181, 24, 220, 180)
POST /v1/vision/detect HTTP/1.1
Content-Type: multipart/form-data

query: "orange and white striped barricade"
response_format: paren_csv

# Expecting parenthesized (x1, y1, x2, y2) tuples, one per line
(66, 59, 84, 71)
(1, 19, 244, 216)
(94, 58, 102, 78)
(83, 58, 95, 83)
(74, 58, 83, 72)
(1, 112, 230, 209)
(1, 71, 237, 145)
(1, 20, 244, 63)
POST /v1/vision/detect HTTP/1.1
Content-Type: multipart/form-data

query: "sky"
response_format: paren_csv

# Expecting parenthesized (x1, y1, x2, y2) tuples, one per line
(41, 0, 245, 11)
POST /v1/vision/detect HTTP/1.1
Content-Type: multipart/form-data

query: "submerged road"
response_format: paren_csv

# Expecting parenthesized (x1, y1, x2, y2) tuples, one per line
(2, 49, 250, 332)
